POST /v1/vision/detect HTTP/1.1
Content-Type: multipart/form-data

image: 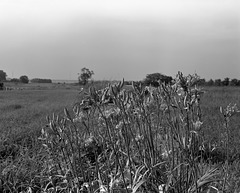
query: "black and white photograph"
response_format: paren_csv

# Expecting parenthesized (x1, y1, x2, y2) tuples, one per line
(0, 0, 240, 192)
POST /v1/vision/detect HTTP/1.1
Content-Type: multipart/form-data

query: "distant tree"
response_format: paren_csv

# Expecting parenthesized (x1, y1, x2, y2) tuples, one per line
(10, 78, 20, 83)
(0, 82, 4, 90)
(143, 73, 172, 87)
(222, 77, 230, 86)
(214, 79, 222, 86)
(20, 75, 29, 83)
(123, 81, 132, 86)
(206, 79, 214, 86)
(78, 67, 94, 85)
(0, 70, 7, 82)
(197, 78, 206, 86)
(230, 78, 240, 86)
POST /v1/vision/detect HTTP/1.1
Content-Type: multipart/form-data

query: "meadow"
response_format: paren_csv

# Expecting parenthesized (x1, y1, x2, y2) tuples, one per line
(1, 75, 240, 192)
(0, 82, 80, 144)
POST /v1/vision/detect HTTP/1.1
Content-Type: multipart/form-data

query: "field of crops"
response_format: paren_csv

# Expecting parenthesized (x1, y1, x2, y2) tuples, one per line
(1, 74, 240, 192)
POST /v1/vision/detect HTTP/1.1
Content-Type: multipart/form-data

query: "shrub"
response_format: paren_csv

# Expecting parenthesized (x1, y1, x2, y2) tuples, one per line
(143, 73, 172, 87)
(20, 75, 29, 84)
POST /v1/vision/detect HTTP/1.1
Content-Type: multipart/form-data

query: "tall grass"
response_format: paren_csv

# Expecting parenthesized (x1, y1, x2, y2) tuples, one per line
(1, 72, 240, 192)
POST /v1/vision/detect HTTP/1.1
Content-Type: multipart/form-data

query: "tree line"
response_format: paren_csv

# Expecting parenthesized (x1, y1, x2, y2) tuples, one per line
(142, 73, 240, 87)
(1, 69, 240, 87)
(197, 78, 240, 86)
(0, 70, 52, 84)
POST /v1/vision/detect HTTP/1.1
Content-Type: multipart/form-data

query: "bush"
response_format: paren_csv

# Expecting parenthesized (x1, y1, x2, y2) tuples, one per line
(20, 75, 29, 84)
(0, 70, 7, 82)
(143, 72, 172, 87)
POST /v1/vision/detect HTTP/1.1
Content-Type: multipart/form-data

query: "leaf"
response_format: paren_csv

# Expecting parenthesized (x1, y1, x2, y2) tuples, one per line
(64, 108, 72, 121)
(188, 167, 221, 193)
(132, 179, 146, 193)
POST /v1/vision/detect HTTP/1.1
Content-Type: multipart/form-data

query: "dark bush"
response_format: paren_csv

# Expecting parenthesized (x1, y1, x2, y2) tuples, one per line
(20, 75, 29, 84)
(143, 73, 172, 87)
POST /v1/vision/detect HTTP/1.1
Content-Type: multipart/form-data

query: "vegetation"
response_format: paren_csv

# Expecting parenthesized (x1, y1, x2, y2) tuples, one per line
(0, 70, 7, 82)
(20, 75, 29, 84)
(10, 78, 20, 83)
(199, 77, 240, 87)
(1, 72, 240, 192)
(78, 67, 94, 85)
(143, 73, 172, 87)
(31, 78, 52, 83)
(0, 82, 4, 90)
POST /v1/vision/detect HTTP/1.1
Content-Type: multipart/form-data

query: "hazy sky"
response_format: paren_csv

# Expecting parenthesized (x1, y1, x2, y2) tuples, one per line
(0, 0, 239, 81)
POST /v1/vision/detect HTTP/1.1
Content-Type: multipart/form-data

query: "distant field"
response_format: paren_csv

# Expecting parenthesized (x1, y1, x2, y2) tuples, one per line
(3, 81, 79, 90)
(0, 82, 81, 143)
(201, 86, 240, 149)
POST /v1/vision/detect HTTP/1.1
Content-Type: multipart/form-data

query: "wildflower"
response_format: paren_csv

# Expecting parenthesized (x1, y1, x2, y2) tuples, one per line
(116, 121, 123, 129)
(135, 134, 144, 142)
(193, 120, 203, 130)
(73, 112, 86, 123)
(103, 107, 120, 119)
(161, 149, 172, 159)
(160, 103, 168, 111)
(220, 103, 240, 118)
(133, 107, 142, 117)
(177, 87, 185, 97)
(159, 184, 165, 193)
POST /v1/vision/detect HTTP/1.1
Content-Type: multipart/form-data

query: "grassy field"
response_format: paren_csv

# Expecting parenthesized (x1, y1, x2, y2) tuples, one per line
(201, 87, 240, 150)
(0, 83, 81, 144)
(1, 77, 240, 192)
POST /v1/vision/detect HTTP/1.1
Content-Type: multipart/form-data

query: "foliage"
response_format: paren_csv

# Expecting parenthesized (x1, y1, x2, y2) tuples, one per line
(0, 70, 7, 82)
(214, 79, 222, 86)
(222, 77, 230, 86)
(31, 78, 52, 83)
(206, 79, 214, 86)
(20, 75, 29, 84)
(204, 78, 240, 87)
(78, 67, 94, 85)
(0, 82, 4, 90)
(230, 79, 240, 86)
(197, 78, 206, 86)
(10, 78, 20, 83)
(143, 73, 172, 87)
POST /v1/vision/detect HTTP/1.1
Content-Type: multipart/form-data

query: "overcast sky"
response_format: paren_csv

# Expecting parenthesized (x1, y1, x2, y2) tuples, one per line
(0, 0, 239, 81)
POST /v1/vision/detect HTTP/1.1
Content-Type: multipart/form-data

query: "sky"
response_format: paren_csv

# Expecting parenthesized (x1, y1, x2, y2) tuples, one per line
(0, 0, 239, 81)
